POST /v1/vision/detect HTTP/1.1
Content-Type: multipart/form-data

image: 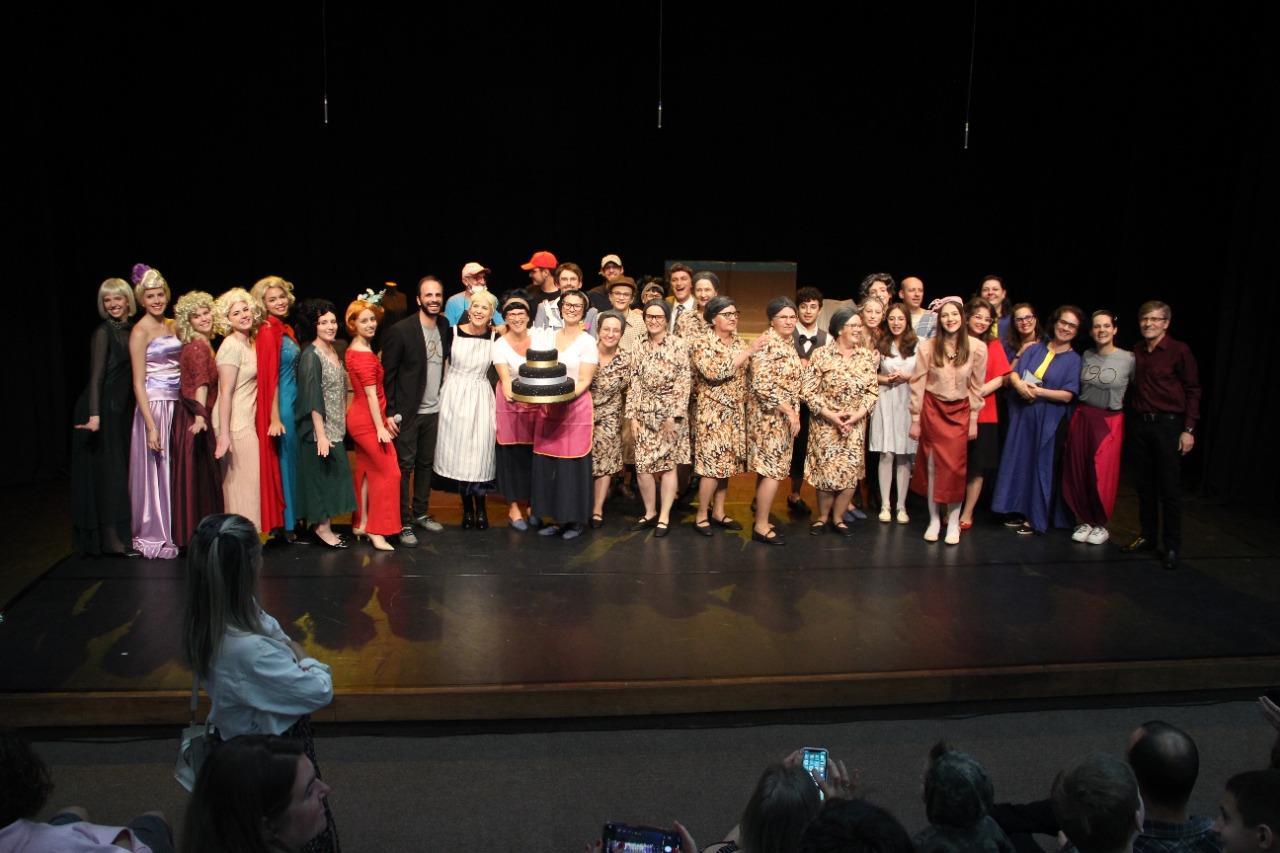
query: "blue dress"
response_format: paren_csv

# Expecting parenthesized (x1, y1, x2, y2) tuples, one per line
(278, 334, 300, 530)
(991, 342, 1081, 533)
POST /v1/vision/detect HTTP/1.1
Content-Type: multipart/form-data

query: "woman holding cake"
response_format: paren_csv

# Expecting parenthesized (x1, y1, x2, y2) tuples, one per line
(589, 310, 634, 527)
(626, 300, 692, 537)
(690, 296, 763, 534)
(528, 289, 597, 539)
(433, 289, 499, 529)
(493, 292, 540, 530)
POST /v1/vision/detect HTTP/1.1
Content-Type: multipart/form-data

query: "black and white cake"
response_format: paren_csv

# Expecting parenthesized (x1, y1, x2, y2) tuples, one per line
(511, 348, 577, 403)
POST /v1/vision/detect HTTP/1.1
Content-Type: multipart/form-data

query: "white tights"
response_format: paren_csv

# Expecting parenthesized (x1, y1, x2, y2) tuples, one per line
(877, 452, 912, 511)
(924, 451, 961, 541)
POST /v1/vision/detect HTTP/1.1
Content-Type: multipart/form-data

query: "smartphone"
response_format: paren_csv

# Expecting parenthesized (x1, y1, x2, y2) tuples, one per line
(802, 746, 828, 800)
(602, 822, 680, 853)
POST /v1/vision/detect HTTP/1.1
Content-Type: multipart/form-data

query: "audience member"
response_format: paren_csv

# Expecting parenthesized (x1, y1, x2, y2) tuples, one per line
(183, 735, 332, 853)
(799, 799, 915, 853)
(915, 742, 1015, 853)
(0, 727, 172, 852)
(1052, 754, 1143, 853)
(1212, 770, 1279, 853)
(1125, 721, 1221, 853)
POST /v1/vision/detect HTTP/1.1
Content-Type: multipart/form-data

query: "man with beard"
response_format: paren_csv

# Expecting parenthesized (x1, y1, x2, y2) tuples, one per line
(382, 275, 454, 546)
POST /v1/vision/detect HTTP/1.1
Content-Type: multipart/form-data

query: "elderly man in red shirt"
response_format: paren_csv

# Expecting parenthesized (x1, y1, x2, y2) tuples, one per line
(1122, 300, 1200, 570)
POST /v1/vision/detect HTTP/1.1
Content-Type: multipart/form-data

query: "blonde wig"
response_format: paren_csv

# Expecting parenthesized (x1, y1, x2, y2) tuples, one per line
(174, 291, 218, 343)
(133, 267, 171, 304)
(97, 278, 137, 319)
(215, 287, 264, 337)
(250, 275, 297, 315)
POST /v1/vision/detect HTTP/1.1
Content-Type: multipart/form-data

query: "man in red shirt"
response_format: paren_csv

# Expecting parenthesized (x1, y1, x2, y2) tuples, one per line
(1123, 300, 1200, 570)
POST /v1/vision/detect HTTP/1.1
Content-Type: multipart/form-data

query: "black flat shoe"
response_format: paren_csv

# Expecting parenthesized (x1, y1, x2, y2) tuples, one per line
(589, 514, 605, 529)
(830, 520, 853, 536)
(809, 521, 825, 536)
(313, 534, 349, 550)
(693, 519, 714, 537)
(752, 528, 786, 546)
(630, 515, 658, 532)
(654, 521, 670, 538)
(711, 516, 743, 531)
(786, 496, 811, 516)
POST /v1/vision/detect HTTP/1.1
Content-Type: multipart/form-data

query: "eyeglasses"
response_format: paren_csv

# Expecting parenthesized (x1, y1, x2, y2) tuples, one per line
(1014, 315, 1036, 324)
(644, 314, 666, 321)
(1139, 315, 1169, 324)
(562, 303, 584, 312)
(1056, 319, 1078, 329)
(717, 311, 739, 319)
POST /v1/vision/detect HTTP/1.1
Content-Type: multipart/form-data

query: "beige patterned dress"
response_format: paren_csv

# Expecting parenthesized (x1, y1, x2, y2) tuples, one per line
(691, 332, 748, 478)
(748, 328, 805, 480)
(675, 307, 710, 341)
(802, 342, 880, 491)
(625, 335, 692, 473)
(589, 348, 634, 478)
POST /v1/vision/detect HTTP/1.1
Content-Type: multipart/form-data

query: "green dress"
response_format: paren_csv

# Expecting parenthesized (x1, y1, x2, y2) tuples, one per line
(295, 343, 356, 523)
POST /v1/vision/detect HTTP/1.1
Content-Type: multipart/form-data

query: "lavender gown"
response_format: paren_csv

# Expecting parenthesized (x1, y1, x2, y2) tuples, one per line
(129, 334, 182, 558)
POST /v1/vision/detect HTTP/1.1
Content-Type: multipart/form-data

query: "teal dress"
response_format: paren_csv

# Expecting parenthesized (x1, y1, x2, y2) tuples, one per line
(279, 334, 300, 529)
(295, 343, 356, 522)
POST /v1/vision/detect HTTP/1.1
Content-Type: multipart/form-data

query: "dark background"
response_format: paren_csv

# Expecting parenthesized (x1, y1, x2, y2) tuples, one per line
(11, 1, 1278, 501)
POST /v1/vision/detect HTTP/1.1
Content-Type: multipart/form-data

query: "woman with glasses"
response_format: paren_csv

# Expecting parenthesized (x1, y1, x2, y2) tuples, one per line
(530, 289, 598, 540)
(493, 292, 540, 530)
(589, 310, 634, 527)
(690, 296, 764, 534)
(748, 297, 805, 545)
(802, 307, 880, 535)
(1062, 309, 1134, 545)
(1004, 303, 1041, 361)
(958, 297, 1013, 531)
(992, 305, 1083, 535)
(626, 301, 691, 537)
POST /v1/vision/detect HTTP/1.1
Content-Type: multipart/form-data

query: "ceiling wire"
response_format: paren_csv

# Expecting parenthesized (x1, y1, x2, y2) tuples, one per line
(963, 0, 979, 149)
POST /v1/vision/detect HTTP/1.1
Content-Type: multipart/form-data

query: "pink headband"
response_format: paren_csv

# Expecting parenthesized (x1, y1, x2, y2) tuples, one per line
(928, 296, 964, 313)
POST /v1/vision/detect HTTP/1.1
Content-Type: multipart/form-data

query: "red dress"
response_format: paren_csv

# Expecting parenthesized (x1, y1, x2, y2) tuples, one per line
(255, 316, 292, 533)
(345, 348, 400, 535)
(171, 340, 224, 546)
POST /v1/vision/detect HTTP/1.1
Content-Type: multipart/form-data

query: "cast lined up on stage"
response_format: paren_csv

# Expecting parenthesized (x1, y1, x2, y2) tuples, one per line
(70, 260, 1199, 562)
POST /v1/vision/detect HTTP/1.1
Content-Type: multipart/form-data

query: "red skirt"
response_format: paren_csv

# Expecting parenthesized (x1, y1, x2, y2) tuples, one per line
(910, 393, 969, 504)
(1061, 404, 1124, 526)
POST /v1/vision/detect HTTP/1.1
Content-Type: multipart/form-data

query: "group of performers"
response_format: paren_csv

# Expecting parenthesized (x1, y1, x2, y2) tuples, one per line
(70, 260, 1198, 556)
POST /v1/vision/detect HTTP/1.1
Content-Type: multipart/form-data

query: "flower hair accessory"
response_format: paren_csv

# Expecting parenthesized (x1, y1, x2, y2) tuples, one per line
(927, 296, 964, 314)
(357, 287, 386, 306)
(131, 263, 153, 286)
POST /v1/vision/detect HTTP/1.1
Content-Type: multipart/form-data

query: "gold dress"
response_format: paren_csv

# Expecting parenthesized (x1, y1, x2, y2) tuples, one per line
(589, 348, 634, 478)
(747, 328, 804, 480)
(625, 335, 692, 473)
(690, 332, 748, 478)
(802, 342, 879, 491)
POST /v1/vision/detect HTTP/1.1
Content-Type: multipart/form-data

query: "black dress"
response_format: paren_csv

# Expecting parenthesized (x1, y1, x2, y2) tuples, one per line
(71, 319, 134, 554)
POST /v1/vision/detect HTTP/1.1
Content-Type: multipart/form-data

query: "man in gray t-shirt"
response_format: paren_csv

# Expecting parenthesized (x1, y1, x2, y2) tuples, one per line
(381, 276, 453, 545)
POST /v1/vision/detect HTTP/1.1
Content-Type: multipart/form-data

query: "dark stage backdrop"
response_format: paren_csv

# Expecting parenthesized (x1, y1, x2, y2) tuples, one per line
(12, 1, 1278, 500)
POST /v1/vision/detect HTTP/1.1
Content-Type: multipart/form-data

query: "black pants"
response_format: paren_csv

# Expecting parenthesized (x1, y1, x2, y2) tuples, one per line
(393, 411, 439, 524)
(1127, 412, 1184, 551)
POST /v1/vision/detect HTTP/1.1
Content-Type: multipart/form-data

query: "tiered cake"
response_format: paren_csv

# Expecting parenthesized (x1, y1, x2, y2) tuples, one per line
(511, 349, 577, 403)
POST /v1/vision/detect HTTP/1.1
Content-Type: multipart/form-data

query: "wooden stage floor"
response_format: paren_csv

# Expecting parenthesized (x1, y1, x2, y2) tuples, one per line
(2, 480, 1278, 727)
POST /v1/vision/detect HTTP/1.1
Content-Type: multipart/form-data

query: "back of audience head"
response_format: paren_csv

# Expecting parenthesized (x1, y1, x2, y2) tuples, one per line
(1215, 770, 1279, 853)
(923, 741, 995, 830)
(798, 798, 914, 853)
(183, 735, 330, 853)
(1125, 721, 1198, 814)
(0, 727, 54, 827)
(1051, 753, 1142, 853)
(183, 513, 265, 680)
(739, 763, 822, 853)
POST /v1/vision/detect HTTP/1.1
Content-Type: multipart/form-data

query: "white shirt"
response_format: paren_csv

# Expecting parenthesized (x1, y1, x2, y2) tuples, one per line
(203, 609, 333, 738)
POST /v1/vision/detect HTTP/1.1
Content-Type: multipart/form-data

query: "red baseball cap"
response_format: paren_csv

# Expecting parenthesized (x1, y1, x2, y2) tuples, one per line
(520, 250, 559, 270)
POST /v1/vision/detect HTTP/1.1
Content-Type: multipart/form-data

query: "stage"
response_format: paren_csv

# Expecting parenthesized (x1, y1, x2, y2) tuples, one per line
(2, 479, 1278, 728)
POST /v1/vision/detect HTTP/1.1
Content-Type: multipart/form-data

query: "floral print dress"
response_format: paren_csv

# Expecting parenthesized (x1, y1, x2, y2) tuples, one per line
(802, 343, 879, 491)
(747, 328, 804, 480)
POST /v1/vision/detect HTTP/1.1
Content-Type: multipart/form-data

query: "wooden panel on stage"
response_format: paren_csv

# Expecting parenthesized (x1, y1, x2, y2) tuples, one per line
(671, 260, 797, 335)
(2, 478, 1278, 727)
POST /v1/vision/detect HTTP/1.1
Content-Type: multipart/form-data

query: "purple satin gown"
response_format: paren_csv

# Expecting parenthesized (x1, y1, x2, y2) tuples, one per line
(129, 334, 181, 558)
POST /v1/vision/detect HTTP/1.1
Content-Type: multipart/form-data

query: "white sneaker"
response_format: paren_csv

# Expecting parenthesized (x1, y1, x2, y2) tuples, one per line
(896, 509, 910, 524)
(1072, 524, 1092, 542)
(879, 507, 892, 523)
(924, 520, 941, 542)
(1086, 526, 1110, 545)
